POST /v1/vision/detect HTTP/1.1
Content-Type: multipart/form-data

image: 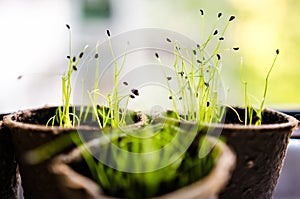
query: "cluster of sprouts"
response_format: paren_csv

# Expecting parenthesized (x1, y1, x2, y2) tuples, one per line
(154, 10, 239, 125)
(47, 9, 279, 129)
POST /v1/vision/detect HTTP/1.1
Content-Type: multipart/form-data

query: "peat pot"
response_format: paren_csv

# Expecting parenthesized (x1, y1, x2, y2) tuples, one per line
(3, 106, 145, 199)
(51, 136, 236, 199)
(0, 113, 19, 199)
(208, 107, 298, 199)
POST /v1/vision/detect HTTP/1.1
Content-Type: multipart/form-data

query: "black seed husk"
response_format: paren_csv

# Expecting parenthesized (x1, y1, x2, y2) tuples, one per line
(72, 56, 76, 62)
(66, 24, 70, 29)
(123, 82, 128, 86)
(175, 46, 181, 51)
(217, 54, 221, 60)
(213, 30, 218, 35)
(193, 49, 197, 55)
(219, 37, 224, 41)
(218, 13, 222, 18)
(73, 65, 77, 71)
(200, 9, 204, 16)
(131, 89, 139, 96)
(166, 38, 171, 42)
(233, 47, 239, 51)
(169, 96, 172, 100)
(276, 49, 279, 54)
(106, 29, 111, 37)
(129, 95, 135, 99)
(229, 16, 235, 21)
(95, 53, 99, 59)
(79, 52, 84, 58)
(207, 101, 210, 107)
(155, 53, 159, 58)
(167, 77, 172, 81)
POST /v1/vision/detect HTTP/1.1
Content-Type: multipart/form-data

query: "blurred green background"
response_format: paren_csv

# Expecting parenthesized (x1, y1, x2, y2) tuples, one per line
(0, 0, 299, 112)
(141, 0, 300, 108)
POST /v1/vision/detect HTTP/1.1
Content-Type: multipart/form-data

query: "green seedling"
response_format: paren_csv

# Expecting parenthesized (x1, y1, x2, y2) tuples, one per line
(47, 24, 88, 127)
(38, 9, 279, 199)
(156, 11, 238, 126)
(159, 10, 278, 126)
(47, 25, 222, 197)
(240, 49, 279, 125)
(71, 121, 220, 199)
(87, 30, 137, 129)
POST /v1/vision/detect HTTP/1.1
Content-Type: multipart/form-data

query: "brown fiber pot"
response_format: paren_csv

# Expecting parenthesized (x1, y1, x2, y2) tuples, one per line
(3, 106, 145, 199)
(50, 136, 236, 199)
(207, 107, 298, 199)
(0, 114, 19, 199)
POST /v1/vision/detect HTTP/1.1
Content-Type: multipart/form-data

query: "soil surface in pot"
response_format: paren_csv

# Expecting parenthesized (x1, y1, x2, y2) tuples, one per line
(223, 107, 289, 125)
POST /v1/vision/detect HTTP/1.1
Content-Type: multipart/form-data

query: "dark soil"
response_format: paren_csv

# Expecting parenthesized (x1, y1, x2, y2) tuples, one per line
(14, 106, 143, 127)
(224, 107, 289, 125)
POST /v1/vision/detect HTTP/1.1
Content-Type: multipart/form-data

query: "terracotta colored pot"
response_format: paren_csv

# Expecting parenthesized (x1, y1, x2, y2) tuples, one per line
(0, 114, 19, 199)
(51, 136, 236, 199)
(208, 108, 298, 199)
(3, 106, 145, 199)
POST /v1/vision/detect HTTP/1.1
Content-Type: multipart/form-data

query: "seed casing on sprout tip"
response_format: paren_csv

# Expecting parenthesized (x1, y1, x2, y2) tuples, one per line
(106, 29, 111, 37)
(131, 89, 139, 96)
(229, 16, 235, 21)
(79, 52, 84, 59)
(200, 9, 204, 15)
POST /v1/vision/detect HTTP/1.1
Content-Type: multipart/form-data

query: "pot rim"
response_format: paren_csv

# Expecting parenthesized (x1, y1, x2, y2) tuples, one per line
(51, 136, 236, 199)
(3, 106, 298, 133)
(202, 108, 298, 131)
(154, 108, 299, 131)
(3, 106, 148, 134)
